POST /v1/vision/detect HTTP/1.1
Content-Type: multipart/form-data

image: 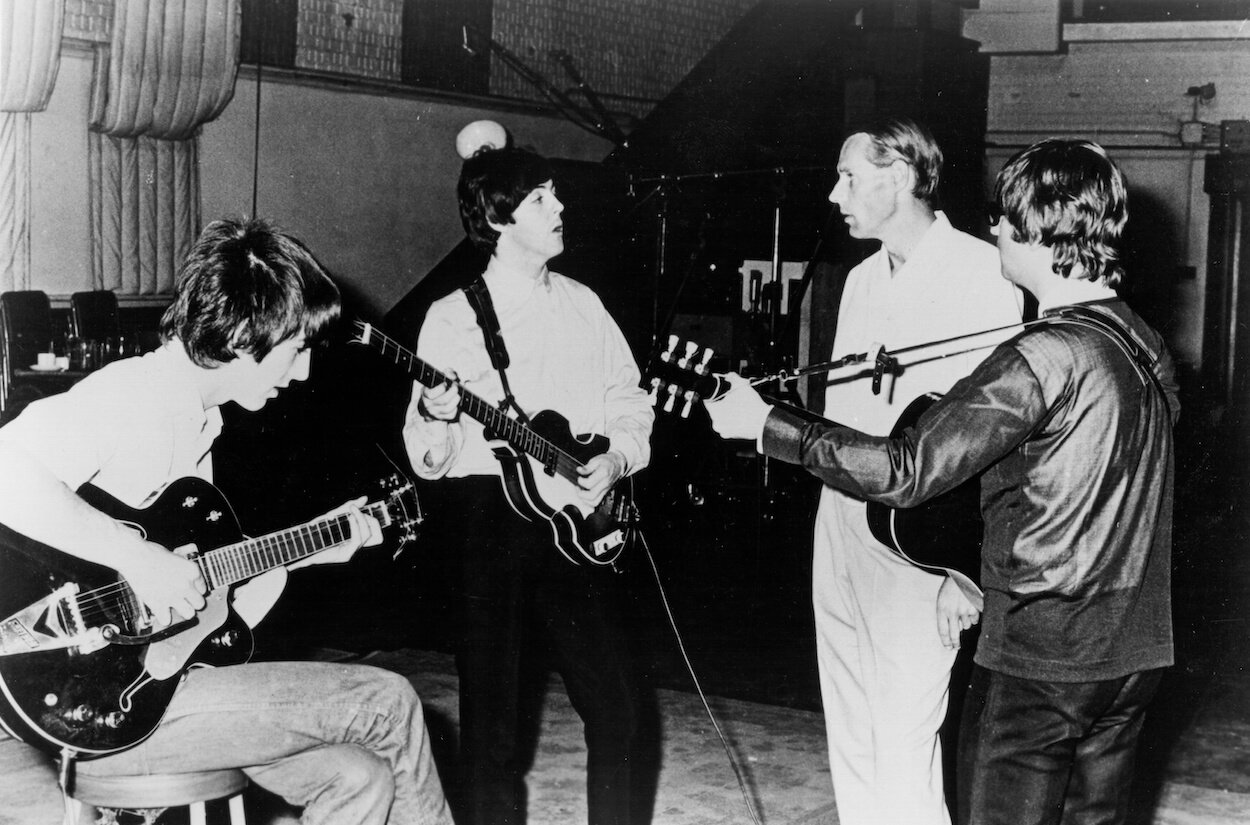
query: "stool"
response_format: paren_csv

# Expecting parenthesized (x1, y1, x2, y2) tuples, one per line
(68, 769, 248, 825)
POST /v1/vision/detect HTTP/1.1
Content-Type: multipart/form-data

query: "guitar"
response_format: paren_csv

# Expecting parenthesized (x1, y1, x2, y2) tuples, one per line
(647, 336, 983, 602)
(351, 321, 634, 567)
(0, 474, 421, 757)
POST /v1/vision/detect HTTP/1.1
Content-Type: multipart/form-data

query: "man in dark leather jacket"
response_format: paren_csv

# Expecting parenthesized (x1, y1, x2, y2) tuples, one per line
(704, 139, 1178, 825)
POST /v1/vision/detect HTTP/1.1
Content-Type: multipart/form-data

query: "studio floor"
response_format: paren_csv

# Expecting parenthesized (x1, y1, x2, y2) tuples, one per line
(3, 641, 1249, 825)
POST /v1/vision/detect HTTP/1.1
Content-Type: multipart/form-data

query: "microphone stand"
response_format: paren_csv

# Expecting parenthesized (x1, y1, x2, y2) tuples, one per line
(746, 320, 1031, 394)
(461, 26, 624, 147)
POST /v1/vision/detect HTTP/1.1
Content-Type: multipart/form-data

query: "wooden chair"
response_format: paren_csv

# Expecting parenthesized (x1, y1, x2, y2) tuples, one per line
(67, 768, 248, 825)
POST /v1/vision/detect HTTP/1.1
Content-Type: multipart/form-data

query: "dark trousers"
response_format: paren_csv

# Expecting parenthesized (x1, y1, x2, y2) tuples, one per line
(956, 664, 1164, 825)
(448, 477, 638, 825)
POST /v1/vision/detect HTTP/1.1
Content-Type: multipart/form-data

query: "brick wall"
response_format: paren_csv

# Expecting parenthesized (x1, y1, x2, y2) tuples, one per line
(491, 0, 756, 117)
(296, 0, 403, 80)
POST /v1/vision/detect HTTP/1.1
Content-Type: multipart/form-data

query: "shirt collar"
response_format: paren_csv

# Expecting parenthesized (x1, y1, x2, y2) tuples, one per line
(1038, 278, 1118, 314)
(483, 258, 550, 308)
(152, 341, 223, 443)
(889, 211, 950, 275)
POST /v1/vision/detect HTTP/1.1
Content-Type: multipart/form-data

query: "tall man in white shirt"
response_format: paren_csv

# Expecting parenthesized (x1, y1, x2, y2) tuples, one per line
(403, 147, 654, 825)
(811, 117, 1021, 825)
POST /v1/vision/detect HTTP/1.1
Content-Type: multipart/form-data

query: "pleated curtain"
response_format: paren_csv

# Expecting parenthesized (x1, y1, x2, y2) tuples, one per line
(88, 0, 240, 295)
(0, 0, 65, 292)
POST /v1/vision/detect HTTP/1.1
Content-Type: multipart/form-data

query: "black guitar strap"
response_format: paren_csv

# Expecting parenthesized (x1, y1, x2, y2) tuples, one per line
(463, 278, 530, 424)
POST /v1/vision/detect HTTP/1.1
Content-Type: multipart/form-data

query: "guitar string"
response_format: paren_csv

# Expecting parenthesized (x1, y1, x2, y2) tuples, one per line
(359, 324, 587, 481)
(70, 512, 362, 626)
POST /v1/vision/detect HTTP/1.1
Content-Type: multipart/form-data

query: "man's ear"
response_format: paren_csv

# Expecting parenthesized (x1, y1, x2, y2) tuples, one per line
(889, 159, 915, 195)
(224, 324, 253, 362)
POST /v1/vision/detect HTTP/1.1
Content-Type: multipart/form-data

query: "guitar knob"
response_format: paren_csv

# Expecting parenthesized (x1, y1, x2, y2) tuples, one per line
(101, 712, 126, 729)
(63, 704, 96, 724)
(213, 630, 239, 648)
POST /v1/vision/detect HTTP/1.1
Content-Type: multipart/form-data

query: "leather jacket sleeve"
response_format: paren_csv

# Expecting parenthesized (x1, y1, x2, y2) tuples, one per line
(761, 346, 1047, 506)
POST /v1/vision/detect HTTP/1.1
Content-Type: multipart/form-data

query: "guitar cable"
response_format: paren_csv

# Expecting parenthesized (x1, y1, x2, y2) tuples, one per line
(630, 519, 765, 825)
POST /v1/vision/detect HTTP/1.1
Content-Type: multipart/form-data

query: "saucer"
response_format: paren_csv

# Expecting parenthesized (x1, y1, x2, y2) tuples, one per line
(28, 363, 63, 372)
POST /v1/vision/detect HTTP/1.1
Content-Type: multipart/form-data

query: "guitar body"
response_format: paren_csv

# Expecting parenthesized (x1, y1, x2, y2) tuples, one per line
(0, 478, 255, 757)
(865, 393, 984, 602)
(490, 409, 632, 566)
(351, 322, 633, 567)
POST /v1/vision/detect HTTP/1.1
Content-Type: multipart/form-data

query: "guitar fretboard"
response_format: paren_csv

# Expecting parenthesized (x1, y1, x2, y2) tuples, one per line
(353, 322, 583, 484)
(196, 500, 391, 589)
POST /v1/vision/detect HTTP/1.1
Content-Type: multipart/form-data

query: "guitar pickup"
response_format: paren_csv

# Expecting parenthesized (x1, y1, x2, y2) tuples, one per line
(592, 529, 625, 557)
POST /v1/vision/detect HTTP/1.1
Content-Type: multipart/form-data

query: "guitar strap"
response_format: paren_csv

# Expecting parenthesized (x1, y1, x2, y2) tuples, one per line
(1046, 305, 1166, 396)
(463, 278, 530, 424)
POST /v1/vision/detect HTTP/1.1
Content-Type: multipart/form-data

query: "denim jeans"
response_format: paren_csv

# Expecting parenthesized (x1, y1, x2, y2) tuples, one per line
(956, 665, 1163, 825)
(77, 661, 453, 825)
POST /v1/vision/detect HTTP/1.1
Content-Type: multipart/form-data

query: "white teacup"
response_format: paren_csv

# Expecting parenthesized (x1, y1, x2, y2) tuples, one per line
(36, 352, 55, 369)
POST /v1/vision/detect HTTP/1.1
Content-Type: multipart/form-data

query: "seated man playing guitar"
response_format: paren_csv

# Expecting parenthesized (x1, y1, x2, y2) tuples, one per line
(403, 146, 654, 825)
(0, 219, 452, 825)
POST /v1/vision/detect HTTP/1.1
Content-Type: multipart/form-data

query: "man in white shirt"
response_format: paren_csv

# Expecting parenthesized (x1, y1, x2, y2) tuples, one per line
(806, 117, 1021, 825)
(403, 147, 653, 825)
(0, 218, 452, 825)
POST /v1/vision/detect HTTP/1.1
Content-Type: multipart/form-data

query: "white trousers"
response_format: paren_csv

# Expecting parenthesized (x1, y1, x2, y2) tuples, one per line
(812, 487, 957, 825)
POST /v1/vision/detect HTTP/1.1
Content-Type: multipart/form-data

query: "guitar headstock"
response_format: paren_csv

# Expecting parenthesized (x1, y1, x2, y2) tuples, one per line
(645, 335, 727, 418)
(351, 319, 374, 346)
(375, 473, 423, 555)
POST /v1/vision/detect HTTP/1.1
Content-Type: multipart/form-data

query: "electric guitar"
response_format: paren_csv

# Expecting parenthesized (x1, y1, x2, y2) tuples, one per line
(0, 474, 421, 757)
(351, 321, 635, 567)
(647, 336, 983, 601)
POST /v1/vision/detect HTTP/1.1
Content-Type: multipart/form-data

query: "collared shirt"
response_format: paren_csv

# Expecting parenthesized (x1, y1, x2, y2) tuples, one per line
(0, 343, 221, 506)
(825, 212, 1022, 437)
(764, 298, 1178, 681)
(404, 267, 653, 479)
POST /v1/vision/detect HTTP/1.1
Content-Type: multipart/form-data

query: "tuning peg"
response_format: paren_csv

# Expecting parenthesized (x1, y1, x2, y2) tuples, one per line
(661, 334, 679, 362)
(680, 390, 696, 418)
(696, 348, 714, 375)
(647, 376, 661, 405)
(678, 341, 698, 369)
(662, 384, 677, 413)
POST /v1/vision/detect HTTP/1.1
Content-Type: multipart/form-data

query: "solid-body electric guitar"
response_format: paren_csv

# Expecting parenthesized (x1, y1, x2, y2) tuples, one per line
(0, 474, 421, 757)
(352, 321, 634, 567)
(647, 336, 983, 600)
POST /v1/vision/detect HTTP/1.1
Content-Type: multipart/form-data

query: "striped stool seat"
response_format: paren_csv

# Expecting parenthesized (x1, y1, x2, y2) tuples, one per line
(69, 768, 247, 825)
